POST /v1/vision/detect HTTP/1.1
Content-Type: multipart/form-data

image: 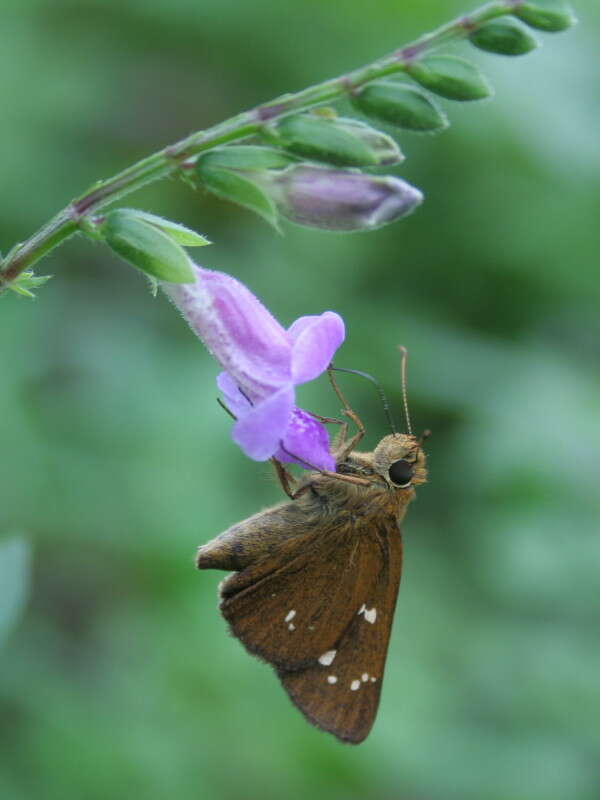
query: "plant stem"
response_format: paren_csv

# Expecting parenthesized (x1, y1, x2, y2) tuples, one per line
(0, 0, 519, 291)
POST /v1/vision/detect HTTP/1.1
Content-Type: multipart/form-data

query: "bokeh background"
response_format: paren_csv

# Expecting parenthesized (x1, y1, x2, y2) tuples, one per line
(1, 1, 599, 798)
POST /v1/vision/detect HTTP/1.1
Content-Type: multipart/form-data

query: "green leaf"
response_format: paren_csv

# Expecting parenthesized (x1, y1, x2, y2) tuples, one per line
(408, 55, 493, 102)
(197, 164, 280, 229)
(274, 114, 400, 166)
(197, 146, 295, 171)
(469, 18, 539, 56)
(102, 210, 195, 283)
(116, 209, 211, 247)
(352, 81, 449, 132)
(6, 269, 52, 299)
(514, 0, 577, 33)
(0, 534, 31, 646)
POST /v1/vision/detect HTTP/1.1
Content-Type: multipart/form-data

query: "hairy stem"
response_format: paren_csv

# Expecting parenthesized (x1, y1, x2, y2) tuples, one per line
(0, 0, 519, 290)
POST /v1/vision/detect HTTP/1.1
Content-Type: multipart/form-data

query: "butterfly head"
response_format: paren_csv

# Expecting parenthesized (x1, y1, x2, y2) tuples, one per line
(373, 433, 427, 489)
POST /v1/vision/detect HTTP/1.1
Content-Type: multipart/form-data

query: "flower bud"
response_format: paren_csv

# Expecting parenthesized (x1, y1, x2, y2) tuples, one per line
(407, 55, 492, 102)
(469, 18, 539, 55)
(514, 0, 577, 33)
(197, 145, 295, 172)
(102, 209, 195, 283)
(352, 81, 448, 133)
(271, 113, 403, 166)
(265, 165, 423, 231)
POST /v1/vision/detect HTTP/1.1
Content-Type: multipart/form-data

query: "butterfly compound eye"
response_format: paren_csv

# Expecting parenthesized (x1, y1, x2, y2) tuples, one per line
(388, 459, 414, 487)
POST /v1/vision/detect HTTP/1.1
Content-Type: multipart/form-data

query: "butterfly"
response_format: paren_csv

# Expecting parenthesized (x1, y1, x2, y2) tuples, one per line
(197, 364, 427, 743)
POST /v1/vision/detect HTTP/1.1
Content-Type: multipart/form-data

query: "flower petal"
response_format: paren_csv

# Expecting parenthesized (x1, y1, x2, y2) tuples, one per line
(231, 385, 294, 461)
(216, 371, 252, 418)
(275, 408, 335, 471)
(273, 165, 423, 231)
(163, 264, 291, 400)
(288, 312, 345, 385)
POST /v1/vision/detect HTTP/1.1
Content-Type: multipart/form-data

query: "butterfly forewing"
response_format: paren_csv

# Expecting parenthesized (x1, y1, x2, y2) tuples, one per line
(219, 512, 386, 671)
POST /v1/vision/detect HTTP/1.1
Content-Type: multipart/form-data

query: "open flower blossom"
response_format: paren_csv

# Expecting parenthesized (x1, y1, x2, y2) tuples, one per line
(162, 263, 345, 471)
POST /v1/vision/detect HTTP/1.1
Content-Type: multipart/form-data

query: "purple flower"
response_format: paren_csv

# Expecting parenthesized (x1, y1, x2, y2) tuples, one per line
(162, 263, 344, 470)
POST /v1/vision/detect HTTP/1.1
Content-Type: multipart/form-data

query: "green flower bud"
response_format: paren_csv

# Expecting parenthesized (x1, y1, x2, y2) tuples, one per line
(102, 209, 195, 283)
(197, 145, 295, 171)
(514, 0, 577, 33)
(272, 113, 403, 166)
(407, 55, 492, 102)
(352, 81, 448, 133)
(469, 18, 539, 55)
(113, 209, 210, 246)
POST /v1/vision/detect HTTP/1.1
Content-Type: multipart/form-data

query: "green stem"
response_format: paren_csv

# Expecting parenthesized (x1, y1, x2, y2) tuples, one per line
(0, 0, 519, 290)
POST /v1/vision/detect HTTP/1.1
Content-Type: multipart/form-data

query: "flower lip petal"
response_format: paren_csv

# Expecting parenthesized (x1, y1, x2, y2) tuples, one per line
(275, 407, 335, 471)
(289, 312, 345, 385)
(231, 385, 294, 461)
(216, 371, 251, 418)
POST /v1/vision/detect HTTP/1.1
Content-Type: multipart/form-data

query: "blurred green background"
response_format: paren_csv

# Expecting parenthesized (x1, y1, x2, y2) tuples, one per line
(1, 1, 599, 798)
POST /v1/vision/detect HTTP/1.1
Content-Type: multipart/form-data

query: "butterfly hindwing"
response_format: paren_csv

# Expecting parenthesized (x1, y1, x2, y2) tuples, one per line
(278, 517, 402, 743)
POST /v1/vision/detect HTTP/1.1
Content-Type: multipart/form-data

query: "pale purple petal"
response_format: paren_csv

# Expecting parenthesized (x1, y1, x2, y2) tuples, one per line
(274, 408, 335, 471)
(162, 264, 291, 401)
(273, 166, 423, 231)
(231, 385, 294, 461)
(288, 312, 345, 384)
(216, 371, 251, 419)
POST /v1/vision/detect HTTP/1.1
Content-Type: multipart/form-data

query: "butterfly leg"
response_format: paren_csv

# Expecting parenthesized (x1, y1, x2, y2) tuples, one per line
(327, 366, 365, 460)
(271, 457, 297, 499)
(307, 410, 350, 454)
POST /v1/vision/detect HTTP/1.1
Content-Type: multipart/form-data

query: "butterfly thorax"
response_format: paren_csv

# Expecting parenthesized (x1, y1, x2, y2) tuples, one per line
(300, 433, 427, 522)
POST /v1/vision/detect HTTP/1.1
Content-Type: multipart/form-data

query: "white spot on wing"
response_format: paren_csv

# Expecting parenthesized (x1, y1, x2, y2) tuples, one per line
(370, 676, 377, 682)
(285, 609, 296, 623)
(362, 673, 369, 682)
(318, 650, 336, 666)
(364, 607, 377, 624)
(288, 623, 295, 631)
(327, 675, 337, 684)
(358, 603, 366, 615)
(350, 680, 361, 691)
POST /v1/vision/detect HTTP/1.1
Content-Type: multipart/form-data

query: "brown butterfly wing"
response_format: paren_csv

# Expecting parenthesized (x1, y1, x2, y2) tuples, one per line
(219, 509, 402, 743)
(219, 513, 384, 671)
(278, 517, 402, 743)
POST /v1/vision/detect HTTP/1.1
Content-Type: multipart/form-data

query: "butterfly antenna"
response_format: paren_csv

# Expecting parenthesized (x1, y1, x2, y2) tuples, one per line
(330, 366, 396, 435)
(397, 346, 413, 436)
